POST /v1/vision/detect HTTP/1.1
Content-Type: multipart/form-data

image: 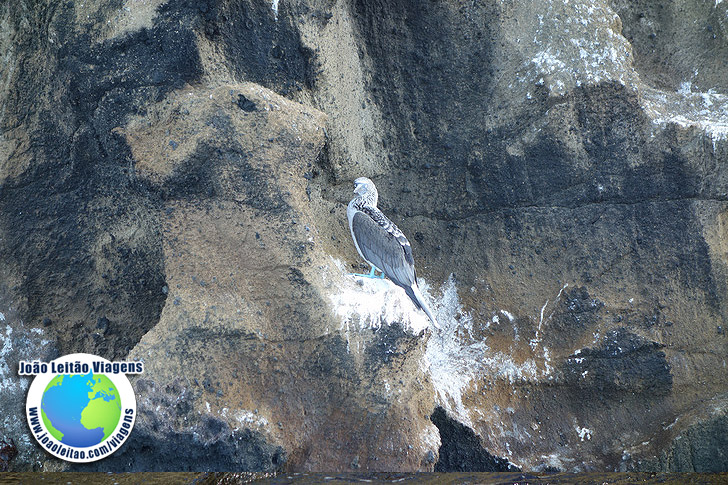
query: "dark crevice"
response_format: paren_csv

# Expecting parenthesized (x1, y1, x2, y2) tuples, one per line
(323, 188, 728, 225)
(430, 406, 519, 473)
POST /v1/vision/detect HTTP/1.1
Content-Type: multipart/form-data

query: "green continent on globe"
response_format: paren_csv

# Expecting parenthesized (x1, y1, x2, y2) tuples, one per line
(80, 375, 122, 441)
(41, 373, 122, 445)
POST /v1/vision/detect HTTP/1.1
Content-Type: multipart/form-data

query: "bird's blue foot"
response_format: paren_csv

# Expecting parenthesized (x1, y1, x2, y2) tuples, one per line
(350, 266, 385, 279)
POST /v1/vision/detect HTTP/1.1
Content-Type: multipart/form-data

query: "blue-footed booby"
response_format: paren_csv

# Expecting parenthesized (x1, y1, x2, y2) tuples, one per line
(347, 177, 439, 329)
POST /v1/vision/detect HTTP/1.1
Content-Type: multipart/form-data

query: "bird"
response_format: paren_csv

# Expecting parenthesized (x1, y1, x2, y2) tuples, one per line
(347, 177, 439, 329)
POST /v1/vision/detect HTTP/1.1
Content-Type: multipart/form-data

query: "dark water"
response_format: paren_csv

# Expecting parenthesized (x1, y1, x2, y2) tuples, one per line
(3, 472, 728, 485)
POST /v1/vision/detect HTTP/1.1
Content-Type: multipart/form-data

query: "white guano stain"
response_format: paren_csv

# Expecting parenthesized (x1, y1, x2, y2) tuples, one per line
(641, 84, 728, 151)
(0, 317, 52, 396)
(576, 425, 593, 441)
(328, 258, 581, 452)
(234, 410, 269, 430)
(328, 262, 476, 424)
(424, 279, 560, 426)
(328, 258, 432, 351)
(530, 284, 568, 373)
(271, 0, 280, 20)
(0, 325, 14, 392)
(424, 275, 482, 427)
(520, 0, 636, 96)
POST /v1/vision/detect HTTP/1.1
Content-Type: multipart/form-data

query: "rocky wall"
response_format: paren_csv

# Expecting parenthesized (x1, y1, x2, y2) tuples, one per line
(1, 0, 727, 473)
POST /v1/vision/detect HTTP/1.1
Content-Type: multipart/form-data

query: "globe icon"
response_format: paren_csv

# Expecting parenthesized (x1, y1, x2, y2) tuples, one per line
(40, 372, 122, 447)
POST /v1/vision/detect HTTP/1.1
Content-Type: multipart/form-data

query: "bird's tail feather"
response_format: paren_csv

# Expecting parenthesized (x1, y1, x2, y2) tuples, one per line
(405, 283, 440, 329)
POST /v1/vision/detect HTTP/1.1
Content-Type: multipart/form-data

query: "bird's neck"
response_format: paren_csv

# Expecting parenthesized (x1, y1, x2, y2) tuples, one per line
(358, 191, 378, 207)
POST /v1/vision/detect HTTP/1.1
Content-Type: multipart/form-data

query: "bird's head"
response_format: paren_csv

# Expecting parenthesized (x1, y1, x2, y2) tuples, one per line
(353, 177, 378, 205)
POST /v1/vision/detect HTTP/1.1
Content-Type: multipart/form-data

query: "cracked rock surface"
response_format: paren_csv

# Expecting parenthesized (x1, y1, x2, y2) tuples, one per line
(1, 0, 727, 473)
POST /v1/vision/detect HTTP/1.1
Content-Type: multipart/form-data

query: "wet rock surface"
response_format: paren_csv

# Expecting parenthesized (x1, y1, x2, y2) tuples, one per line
(1, 0, 727, 473)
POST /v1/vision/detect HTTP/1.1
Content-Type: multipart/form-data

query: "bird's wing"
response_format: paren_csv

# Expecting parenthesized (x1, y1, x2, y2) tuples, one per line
(351, 209, 416, 288)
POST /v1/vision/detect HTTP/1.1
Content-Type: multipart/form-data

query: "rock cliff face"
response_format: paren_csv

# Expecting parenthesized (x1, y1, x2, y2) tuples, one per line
(1, 0, 727, 473)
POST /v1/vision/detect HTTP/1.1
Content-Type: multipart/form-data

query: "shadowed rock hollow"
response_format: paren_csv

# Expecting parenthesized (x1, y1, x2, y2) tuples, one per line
(1, 0, 727, 473)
